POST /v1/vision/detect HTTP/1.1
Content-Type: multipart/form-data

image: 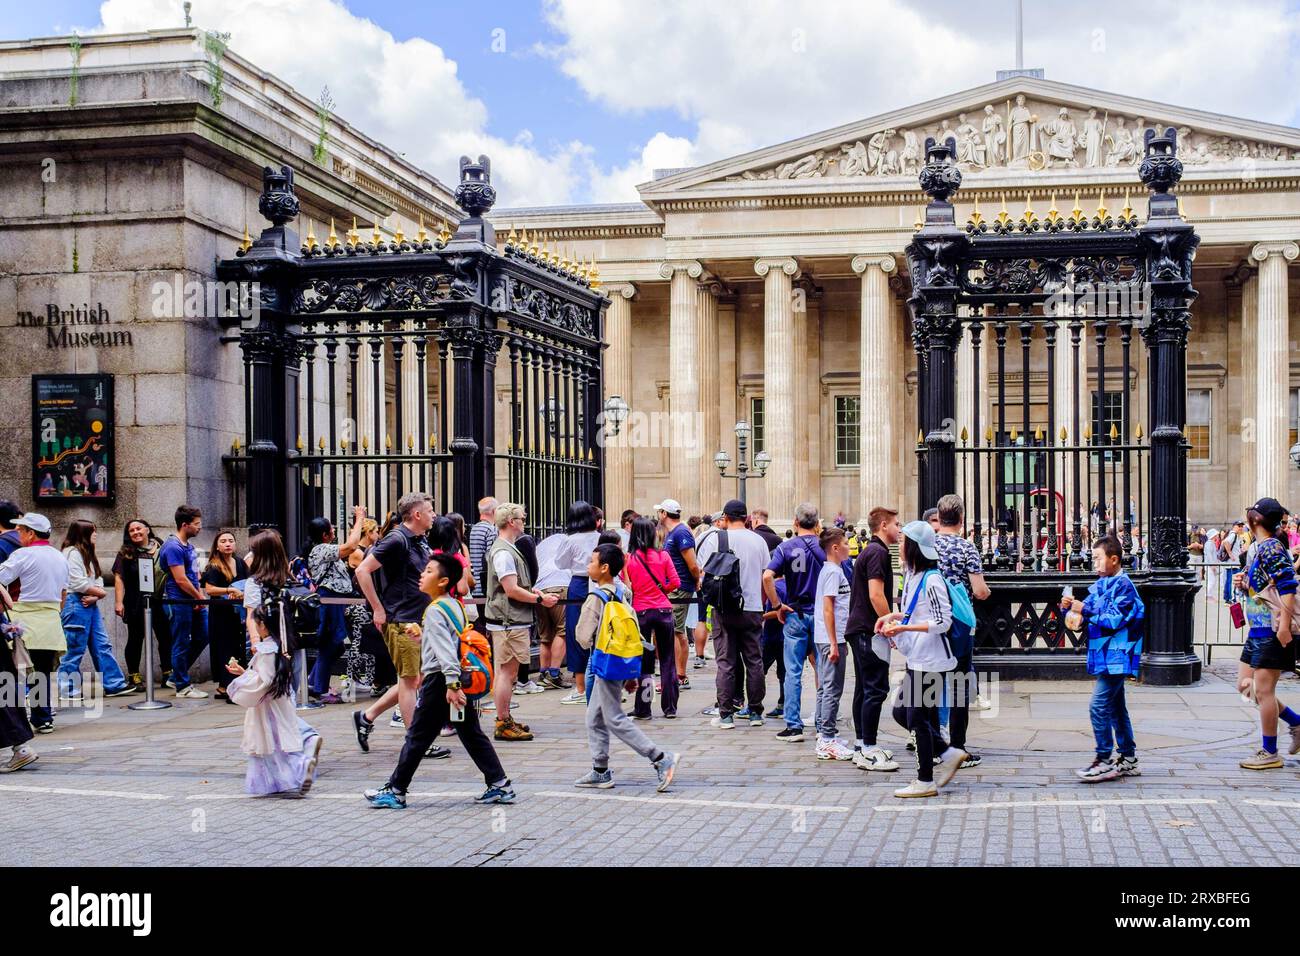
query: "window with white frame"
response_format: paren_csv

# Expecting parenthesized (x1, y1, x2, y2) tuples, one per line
(1187, 388, 1211, 461)
(834, 395, 860, 468)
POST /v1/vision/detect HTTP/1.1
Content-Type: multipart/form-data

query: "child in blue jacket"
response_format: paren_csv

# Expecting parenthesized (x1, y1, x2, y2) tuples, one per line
(1061, 534, 1144, 783)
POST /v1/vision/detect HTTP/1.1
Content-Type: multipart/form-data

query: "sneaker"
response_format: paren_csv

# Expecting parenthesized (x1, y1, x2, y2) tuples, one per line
(1, 746, 38, 773)
(693, 656, 706, 669)
(935, 749, 968, 787)
(494, 717, 534, 742)
(352, 710, 373, 753)
(319, 692, 344, 705)
(1240, 749, 1284, 770)
(370, 684, 390, 698)
(1076, 757, 1121, 782)
(701, 706, 720, 717)
(575, 769, 615, 789)
(539, 672, 565, 691)
(162, 677, 177, 690)
(775, 726, 804, 743)
(816, 738, 855, 761)
(390, 710, 404, 727)
(654, 752, 680, 792)
(765, 705, 784, 719)
(906, 731, 916, 752)
(34, 722, 54, 735)
(1112, 755, 1140, 777)
(703, 647, 715, 661)
(853, 747, 899, 772)
(514, 680, 545, 695)
(679, 676, 690, 689)
(748, 711, 765, 727)
(1289, 723, 1300, 756)
(425, 745, 452, 760)
(475, 782, 517, 804)
(175, 685, 208, 699)
(960, 752, 983, 769)
(104, 685, 137, 698)
(710, 714, 735, 730)
(559, 691, 586, 705)
(299, 735, 323, 796)
(894, 779, 938, 798)
(629, 712, 652, 721)
(365, 785, 407, 809)
(128, 673, 145, 693)
(973, 693, 993, 711)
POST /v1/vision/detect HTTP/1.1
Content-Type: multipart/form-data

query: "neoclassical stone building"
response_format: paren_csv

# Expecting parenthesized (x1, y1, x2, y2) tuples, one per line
(2, 29, 1297, 540)
(505, 78, 1300, 529)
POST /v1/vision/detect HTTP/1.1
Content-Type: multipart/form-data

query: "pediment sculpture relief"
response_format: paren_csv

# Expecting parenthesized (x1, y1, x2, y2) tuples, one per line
(729, 96, 1298, 181)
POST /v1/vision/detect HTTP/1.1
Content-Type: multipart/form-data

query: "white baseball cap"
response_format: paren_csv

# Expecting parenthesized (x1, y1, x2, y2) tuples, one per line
(13, 513, 51, 535)
(654, 499, 682, 516)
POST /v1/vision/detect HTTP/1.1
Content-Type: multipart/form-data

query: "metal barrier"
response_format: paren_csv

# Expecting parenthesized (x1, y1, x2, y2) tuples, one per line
(1190, 561, 1246, 665)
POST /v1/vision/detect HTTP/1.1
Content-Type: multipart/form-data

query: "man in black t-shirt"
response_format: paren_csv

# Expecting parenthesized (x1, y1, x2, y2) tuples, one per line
(844, 506, 901, 772)
(352, 493, 434, 751)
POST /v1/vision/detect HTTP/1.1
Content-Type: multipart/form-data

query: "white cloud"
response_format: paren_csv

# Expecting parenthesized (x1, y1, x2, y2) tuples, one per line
(93, 0, 590, 206)
(543, 0, 1300, 192)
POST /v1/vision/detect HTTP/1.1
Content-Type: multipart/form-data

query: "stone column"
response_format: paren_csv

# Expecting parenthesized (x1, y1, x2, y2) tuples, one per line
(696, 281, 722, 511)
(660, 260, 704, 504)
(1239, 271, 1257, 514)
(1251, 241, 1298, 501)
(851, 255, 897, 525)
(755, 257, 801, 524)
(796, 279, 820, 507)
(603, 282, 637, 516)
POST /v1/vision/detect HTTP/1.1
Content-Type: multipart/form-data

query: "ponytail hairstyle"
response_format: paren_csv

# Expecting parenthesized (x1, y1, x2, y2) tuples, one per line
(250, 606, 295, 700)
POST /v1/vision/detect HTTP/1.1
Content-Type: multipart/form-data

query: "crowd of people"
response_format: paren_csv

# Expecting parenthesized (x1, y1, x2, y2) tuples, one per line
(0, 487, 1295, 801)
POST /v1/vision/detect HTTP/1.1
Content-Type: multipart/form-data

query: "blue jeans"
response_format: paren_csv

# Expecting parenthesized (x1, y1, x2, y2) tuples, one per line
(58, 595, 128, 696)
(781, 611, 814, 729)
(1089, 673, 1135, 759)
(309, 588, 349, 695)
(166, 600, 209, 690)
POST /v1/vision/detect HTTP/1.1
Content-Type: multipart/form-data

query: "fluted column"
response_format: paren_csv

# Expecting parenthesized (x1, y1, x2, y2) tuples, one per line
(695, 281, 722, 511)
(1240, 272, 1258, 514)
(851, 255, 897, 526)
(1252, 241, 1298, 501)
(603, 282, 636, 516)
(756, 257, 801, 523)
(660, 260, 704, 505)
(795, 280, 818, 506)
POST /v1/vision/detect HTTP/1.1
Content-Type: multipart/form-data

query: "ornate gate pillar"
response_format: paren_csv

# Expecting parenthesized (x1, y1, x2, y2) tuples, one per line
(1136, 129, 1202, 685)
(905, 138, 968, 511)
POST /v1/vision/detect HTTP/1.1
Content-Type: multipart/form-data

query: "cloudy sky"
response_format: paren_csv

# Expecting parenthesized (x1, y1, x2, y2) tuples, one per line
(14, 0, 1300, 206)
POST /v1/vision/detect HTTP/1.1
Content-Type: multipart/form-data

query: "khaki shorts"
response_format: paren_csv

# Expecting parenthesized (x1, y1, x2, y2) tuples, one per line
(535, 587, 568, 645)
(668, 588, 693, 633)
(492, 628, 531, 665)
(382, 622, 423, 680)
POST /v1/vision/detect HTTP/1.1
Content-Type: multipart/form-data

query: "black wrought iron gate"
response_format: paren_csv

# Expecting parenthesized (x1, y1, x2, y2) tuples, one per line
(906, 129, 1201, 685)
(218, 158, 606, 550)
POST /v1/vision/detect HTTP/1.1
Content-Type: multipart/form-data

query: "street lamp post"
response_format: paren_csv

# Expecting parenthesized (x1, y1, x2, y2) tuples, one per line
(714, 420, 770, 508)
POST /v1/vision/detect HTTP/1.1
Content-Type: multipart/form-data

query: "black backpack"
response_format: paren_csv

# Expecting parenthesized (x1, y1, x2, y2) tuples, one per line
(261, 578, 323, 648)
(700, 530, 745, 614)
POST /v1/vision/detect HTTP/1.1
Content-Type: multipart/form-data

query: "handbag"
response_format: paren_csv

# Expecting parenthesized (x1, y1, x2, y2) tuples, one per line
(1228, 601, 1246, 630)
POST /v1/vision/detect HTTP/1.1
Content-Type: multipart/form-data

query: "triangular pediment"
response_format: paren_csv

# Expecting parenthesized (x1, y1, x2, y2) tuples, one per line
(638, 76, 1300, 199)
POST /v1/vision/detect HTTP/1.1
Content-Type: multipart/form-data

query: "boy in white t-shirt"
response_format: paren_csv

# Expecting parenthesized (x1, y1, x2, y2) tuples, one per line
(813, 528, 854, 761)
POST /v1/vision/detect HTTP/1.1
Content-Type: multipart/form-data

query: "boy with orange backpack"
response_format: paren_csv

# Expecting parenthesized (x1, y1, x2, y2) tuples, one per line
(365, 552, 516, 808)
(574, 543, 680, 792)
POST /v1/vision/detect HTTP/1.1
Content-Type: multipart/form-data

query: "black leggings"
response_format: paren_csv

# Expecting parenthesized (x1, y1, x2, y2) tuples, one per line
(892, 669, 949, 783)
(849, 634, 891, 746)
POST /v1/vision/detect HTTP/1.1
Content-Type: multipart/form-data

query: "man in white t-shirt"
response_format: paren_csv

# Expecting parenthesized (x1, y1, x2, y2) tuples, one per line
(696, 499, 771, 729)
(812, 528, 854, 761)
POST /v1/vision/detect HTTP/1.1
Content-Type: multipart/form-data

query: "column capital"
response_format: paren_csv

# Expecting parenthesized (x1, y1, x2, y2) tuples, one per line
(1251, 241, 1299, 263)
(658, 259, 703, 280)
(851, 254, 897, 275)
(603, 281, 637, 300)
(754, 256, 801, 279)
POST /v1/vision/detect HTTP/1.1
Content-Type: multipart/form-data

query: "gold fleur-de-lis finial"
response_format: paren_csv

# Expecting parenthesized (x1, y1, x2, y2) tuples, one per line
(996, 192, 1011, 229)
(968, 197, 984, 229)
(327, 218, 338, 247)
(371, 219, 381, 245)
(438, 219, 452, 244)
(527, 230, 539, 256)
(1046, 192, 1061, 226)
(588, 260, 601, 290)
(1121, 190, 1133, 221)
(1096, 190, 1108, 220)
(506, 225, 518, 249)
(348, 216, 360, 245)
(1022, 191, 1036, 224)
(306, 220, 318, 250)
(1071, 190, 1083, 222)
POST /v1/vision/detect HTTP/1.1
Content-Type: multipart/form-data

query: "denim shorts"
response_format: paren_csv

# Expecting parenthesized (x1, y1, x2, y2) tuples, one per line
(1241, 634, 1296, 671)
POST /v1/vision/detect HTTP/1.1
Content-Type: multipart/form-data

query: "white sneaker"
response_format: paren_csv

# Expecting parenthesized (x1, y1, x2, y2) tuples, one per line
(973, 693, 993, 711)
(175, 685, 208, 699)
(894, 778, 938, 798)
(559, 691, 586, 705)
(389, 710, 405, 726)
(816, 738, 854, 761)
(853, 747, 900, 772)
(935, 748, 968, 788)
(514, 681, 545, 695)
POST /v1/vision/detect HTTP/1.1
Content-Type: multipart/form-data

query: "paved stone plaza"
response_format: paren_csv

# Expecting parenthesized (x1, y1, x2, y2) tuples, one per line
(3, 659, 1298, 867)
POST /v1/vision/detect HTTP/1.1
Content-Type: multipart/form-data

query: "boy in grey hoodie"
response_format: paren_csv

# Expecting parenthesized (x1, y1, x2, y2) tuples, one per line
(365, 552, 516, 808)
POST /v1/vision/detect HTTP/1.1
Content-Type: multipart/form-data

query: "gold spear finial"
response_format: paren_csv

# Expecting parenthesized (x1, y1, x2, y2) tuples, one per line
(914, 206, 924, 230)
(362, 435, 370, 451)
(296, 434, 304, 451)
(1022, 191, 1037, 225)
(1096, 190, 1108, 219)
(407, 434, 414, 451)
(232, 436, 241, 454)
(371, 219, 381, 246)
(306, 219, 319, 251)
(968, 196, 984, 229)
(588, 260, 601, 290)
(960, 425, 969, 442)
(1071, 190, 1083, 222)
(1010, 426, 1019, 442)
(327, 218, 338, 247)
(560, 248, 572, 274)
(318, 436, 326, 451)
(429, 432, 438, 450)
(339, 437, 348, 452)
(1121, 190, 1133, 221)
(1060, 425, 1068, 442)
(385, 434, 393, 451)
(1046, 192, 1061, 226)
(985, 425, 994, 443)
(917, 428, 925, 444)
(417, 212, 427, 244)
(1135, 422, 1144, 440)
(1083, 423, 1092, 441)
(1109, 422, 1119, 441)
(348, 216, 360, 245)
(506, 225, 518, 249)
(393, 221, 405, 245)
(438, 219, 452, 244)
(1177, 197, 1186, 220)
(527, 230, 539, 256)
(240, 225, 252, 253)
(996, 192, 1011, 229)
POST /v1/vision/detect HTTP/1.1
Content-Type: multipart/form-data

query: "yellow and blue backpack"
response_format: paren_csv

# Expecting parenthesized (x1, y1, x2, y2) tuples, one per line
(590, 587, 643, 681)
